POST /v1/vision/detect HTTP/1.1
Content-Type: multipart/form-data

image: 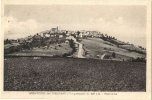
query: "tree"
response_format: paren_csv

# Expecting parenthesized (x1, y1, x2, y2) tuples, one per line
(69, 39, 76, 53)
(112, 52, 116, 58)
(4, 39, 11, 44)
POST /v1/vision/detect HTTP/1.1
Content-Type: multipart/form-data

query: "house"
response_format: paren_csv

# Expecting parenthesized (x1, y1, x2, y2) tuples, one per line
(50, 34, 55, 37)
(45, 33, 50, 37)
(66, 36, 77, 42)
(33, 33, 42, 40)
(59, 34, 63, 38)
(18, 38, 26, 44)
(100, 53, 112, 60)
(80, 33, 83, 38)
(51, 26, 59, 33)
(65, 31, 70, 36)
(65, 40, 69, 44)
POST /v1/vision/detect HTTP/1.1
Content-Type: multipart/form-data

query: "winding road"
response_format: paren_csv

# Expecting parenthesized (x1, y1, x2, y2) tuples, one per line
(76, 42, 84, 58)
(66, 36, 84, 58)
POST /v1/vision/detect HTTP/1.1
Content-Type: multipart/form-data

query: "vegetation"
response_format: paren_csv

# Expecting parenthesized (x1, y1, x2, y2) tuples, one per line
(131, 57, 146, 63)
(4, 29, 146, 62)
(99, 34, 146, 55)
(69, 39, 76, 54)
(112, 52, 116, 58)
(127, 48, 146, 55)
(4, 57, 146, 91)
(81, 38, 145, 60)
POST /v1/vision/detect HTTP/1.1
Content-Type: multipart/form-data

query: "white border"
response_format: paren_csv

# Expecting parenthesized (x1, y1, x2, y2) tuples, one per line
(0, 0, 151, 100)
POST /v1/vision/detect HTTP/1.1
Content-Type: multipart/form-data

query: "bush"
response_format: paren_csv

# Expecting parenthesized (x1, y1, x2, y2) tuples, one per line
(112, 52, 116, 58)
(131, 57, 146, 63)
(63, 53, 71, 57)
(69, 39, 76, 53)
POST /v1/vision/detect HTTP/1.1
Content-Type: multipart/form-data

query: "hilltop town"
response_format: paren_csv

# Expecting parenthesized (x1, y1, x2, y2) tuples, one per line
(4, 27, 146, 61)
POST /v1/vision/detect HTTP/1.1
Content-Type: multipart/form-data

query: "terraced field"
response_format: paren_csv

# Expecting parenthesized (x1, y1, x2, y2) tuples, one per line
(4, 57, 146, 91)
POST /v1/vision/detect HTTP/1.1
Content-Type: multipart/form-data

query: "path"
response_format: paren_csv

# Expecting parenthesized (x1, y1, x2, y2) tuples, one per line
(66, 36, 85, 58)
(100, 53, 106, 59)
(77, 42, 85, 58)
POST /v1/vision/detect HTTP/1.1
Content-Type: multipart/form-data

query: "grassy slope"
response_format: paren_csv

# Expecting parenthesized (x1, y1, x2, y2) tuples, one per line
(7, 43, 72, 56)
(81, 38, 145, 59)
(4, 57, 146, 91)
(119, 44, 146, 53)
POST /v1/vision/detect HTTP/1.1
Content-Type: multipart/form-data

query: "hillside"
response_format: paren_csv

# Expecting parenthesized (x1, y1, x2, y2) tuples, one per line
(4, 27, 146, 61)
(81, 38, 146, 61)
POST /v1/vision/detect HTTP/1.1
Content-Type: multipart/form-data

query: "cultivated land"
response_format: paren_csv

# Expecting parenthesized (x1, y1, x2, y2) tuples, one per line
(4, 57, 146, 91)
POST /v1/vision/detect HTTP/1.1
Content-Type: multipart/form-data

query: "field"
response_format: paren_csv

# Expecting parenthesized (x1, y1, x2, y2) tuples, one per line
(81, 38, 145, 60)
(6, 43, 72, 57)
(4, 57, 146, 91)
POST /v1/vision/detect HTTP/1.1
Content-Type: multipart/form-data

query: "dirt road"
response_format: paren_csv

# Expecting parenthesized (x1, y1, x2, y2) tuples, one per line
(77, 42, 84, 58)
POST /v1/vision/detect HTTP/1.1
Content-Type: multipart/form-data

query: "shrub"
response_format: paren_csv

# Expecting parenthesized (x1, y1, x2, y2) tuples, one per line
(112, 52, 116, 58)
(131, 57, 146, 63)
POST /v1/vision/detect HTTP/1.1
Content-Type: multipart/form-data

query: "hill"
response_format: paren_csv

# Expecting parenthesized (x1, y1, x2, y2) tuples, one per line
(4, 27, 146, 62)
(81, 38, 146, 61)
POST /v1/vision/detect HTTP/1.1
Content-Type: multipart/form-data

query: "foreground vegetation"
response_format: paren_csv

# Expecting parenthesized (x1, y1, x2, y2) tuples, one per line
(4, 57, 146, 91)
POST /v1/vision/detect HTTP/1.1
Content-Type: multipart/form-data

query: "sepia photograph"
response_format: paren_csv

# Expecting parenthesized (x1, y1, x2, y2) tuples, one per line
(3, 4, 148, 92)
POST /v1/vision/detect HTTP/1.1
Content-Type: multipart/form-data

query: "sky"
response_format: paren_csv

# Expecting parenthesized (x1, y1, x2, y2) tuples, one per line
(4, 5, 147, 47)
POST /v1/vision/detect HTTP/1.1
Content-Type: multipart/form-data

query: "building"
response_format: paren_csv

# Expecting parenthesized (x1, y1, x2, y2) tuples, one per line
(51, 26, 59, 33)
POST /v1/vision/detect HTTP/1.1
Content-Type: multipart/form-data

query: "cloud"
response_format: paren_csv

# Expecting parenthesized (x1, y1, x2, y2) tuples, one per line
(4, 16, 146, 47)
(4, 16, 49, 39)
(114, 17, 124, 24)
(87, 17, 146, 47)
